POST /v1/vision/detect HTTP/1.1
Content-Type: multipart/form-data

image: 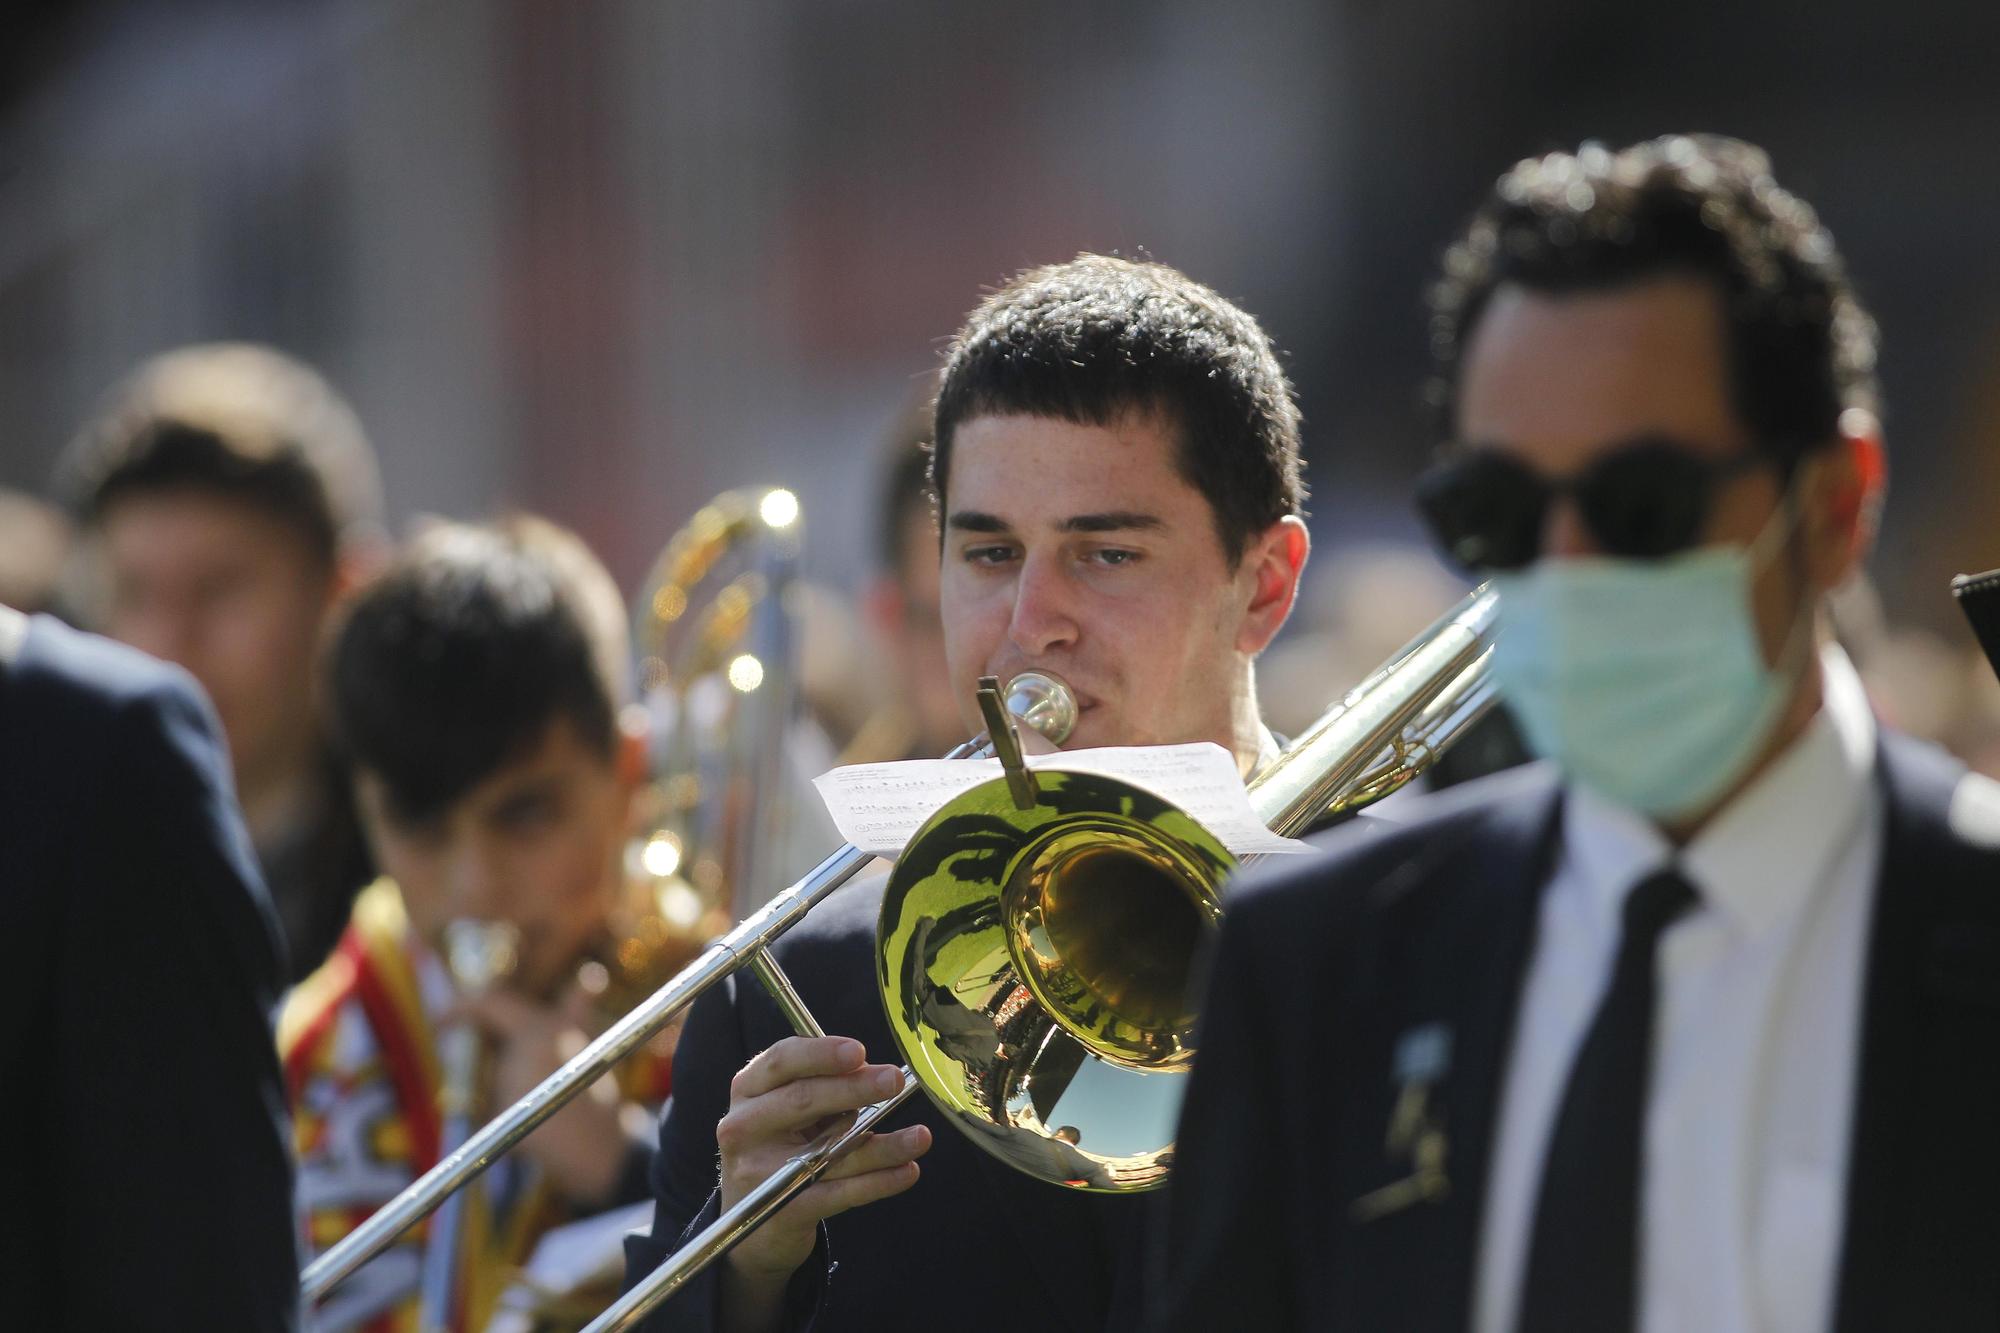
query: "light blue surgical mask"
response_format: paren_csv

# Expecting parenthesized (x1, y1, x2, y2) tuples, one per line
(1488, 486, 1812, 821)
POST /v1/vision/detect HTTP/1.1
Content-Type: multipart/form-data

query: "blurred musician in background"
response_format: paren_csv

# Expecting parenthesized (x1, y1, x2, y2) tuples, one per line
(1, 602, 298, 1329)
(56, 343, 385, 983)
(1158, 135, 2000, 1332)
(842, 386, 965, 765)
(284, 517, 667, 1331)
(624, 253, 1311, 1332)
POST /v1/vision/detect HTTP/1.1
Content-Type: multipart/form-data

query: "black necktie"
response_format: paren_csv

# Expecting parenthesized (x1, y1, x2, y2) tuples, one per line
(1514, 866, 1699, 1333)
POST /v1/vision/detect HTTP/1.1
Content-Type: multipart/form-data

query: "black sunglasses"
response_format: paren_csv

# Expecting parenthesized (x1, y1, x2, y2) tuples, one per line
(1414, 436, 1777, 572)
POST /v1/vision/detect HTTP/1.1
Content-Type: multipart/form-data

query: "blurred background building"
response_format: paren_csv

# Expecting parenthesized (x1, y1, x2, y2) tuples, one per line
(5, 0, 1999, 759)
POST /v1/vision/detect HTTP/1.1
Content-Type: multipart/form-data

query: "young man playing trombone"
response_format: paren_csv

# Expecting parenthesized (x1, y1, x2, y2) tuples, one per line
(623, 253, 1312, 1331)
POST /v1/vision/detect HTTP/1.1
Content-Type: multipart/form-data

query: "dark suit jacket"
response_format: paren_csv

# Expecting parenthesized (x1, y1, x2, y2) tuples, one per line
(0, 613, 300, 1330)
(1153, 733, 2000, 1332)
(623, 867, 1155, 1331)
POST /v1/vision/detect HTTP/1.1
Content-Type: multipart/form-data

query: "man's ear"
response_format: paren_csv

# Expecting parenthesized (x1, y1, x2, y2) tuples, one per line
(1810, 409, 1886, 589)
(1236, 516, 1310, 656)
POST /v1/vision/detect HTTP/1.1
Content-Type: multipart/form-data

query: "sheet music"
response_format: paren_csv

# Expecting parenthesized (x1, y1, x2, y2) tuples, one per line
(812, 742, 1312, 859)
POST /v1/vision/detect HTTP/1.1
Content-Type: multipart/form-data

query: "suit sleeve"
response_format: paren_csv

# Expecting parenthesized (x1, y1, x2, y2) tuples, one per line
(622, 975, 829, 1331)
(1148, 895, 1299, 1332)
(59, 673, 300, 1329)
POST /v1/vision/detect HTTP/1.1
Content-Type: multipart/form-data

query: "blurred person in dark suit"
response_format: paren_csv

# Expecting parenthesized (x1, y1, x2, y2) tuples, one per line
(1157, 135, 2000, 1333)
(0, 601, 298, 1329)
(624, 254, 1312, 1332)
(57, 343, 384, 983)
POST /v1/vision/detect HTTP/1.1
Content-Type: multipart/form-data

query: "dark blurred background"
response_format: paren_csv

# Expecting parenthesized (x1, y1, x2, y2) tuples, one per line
(5, 0, 1999, 755)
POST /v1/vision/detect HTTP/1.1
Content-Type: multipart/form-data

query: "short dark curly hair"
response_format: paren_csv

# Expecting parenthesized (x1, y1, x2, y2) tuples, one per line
(1426, 135, 1879, 468)
(932, 254, 1306, 565)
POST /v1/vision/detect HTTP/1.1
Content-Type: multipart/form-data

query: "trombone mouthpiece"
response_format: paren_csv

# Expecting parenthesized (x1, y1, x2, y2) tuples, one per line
(1003, 670, 1078, 746)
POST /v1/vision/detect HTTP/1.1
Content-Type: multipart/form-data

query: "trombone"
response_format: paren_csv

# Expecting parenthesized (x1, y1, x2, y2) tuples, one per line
(299, 672, 1080, 1306)
(303, 588, 1498, 1330)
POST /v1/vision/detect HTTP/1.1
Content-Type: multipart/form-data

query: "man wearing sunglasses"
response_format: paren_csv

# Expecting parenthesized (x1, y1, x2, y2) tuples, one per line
(1156, 135, 2000, 1333)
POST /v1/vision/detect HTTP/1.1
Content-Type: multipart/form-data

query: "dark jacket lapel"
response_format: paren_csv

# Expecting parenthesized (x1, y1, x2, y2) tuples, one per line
(1338, 771, 1564, 1333)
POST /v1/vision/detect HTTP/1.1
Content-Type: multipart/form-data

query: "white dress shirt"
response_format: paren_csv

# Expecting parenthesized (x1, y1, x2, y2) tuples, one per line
(1473, 646, 1881, 1333)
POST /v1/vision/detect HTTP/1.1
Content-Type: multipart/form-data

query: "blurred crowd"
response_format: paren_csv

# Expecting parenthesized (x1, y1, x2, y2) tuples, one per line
(4, 6, 1999, 1321)
(7, 142, 2000, 1327)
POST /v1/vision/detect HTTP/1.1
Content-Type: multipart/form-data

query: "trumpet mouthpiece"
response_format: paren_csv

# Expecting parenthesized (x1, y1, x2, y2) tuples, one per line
(441, 919, 521, 995)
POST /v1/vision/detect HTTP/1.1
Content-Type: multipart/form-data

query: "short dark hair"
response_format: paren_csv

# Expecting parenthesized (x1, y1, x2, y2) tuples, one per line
(1427, 135, 1879, 467)
(328, 516, 629, 824)
(932, 254, 1306, 565)
(58, 343, 384, 565)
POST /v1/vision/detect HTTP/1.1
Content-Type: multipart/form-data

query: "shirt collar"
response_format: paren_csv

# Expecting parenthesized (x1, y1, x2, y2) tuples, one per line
(1562, 643, 1877, 939)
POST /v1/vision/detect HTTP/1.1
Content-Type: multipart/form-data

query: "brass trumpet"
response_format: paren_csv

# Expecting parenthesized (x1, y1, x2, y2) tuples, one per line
(421, 921, 520, 1333)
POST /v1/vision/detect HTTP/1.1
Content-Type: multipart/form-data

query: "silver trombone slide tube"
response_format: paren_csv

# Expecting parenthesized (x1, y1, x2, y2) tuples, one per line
(300, 838, 875, 1302)
(583, 1071, 923, 1332)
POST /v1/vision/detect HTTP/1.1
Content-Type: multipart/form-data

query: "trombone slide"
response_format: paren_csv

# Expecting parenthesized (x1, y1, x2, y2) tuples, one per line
(583, 1072, 922, 1331)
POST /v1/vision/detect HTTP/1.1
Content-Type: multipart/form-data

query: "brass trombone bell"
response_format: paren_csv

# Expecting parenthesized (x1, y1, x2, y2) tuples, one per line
(879, 767, 1233, 1190)
(876, 587, 1502, 1197)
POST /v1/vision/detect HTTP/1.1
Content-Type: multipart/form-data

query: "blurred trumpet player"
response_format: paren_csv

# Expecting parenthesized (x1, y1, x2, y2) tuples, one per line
(623, 253, 1312, 1332)
(282, 517, 670, 1331)
(57, 343, 385, 983)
